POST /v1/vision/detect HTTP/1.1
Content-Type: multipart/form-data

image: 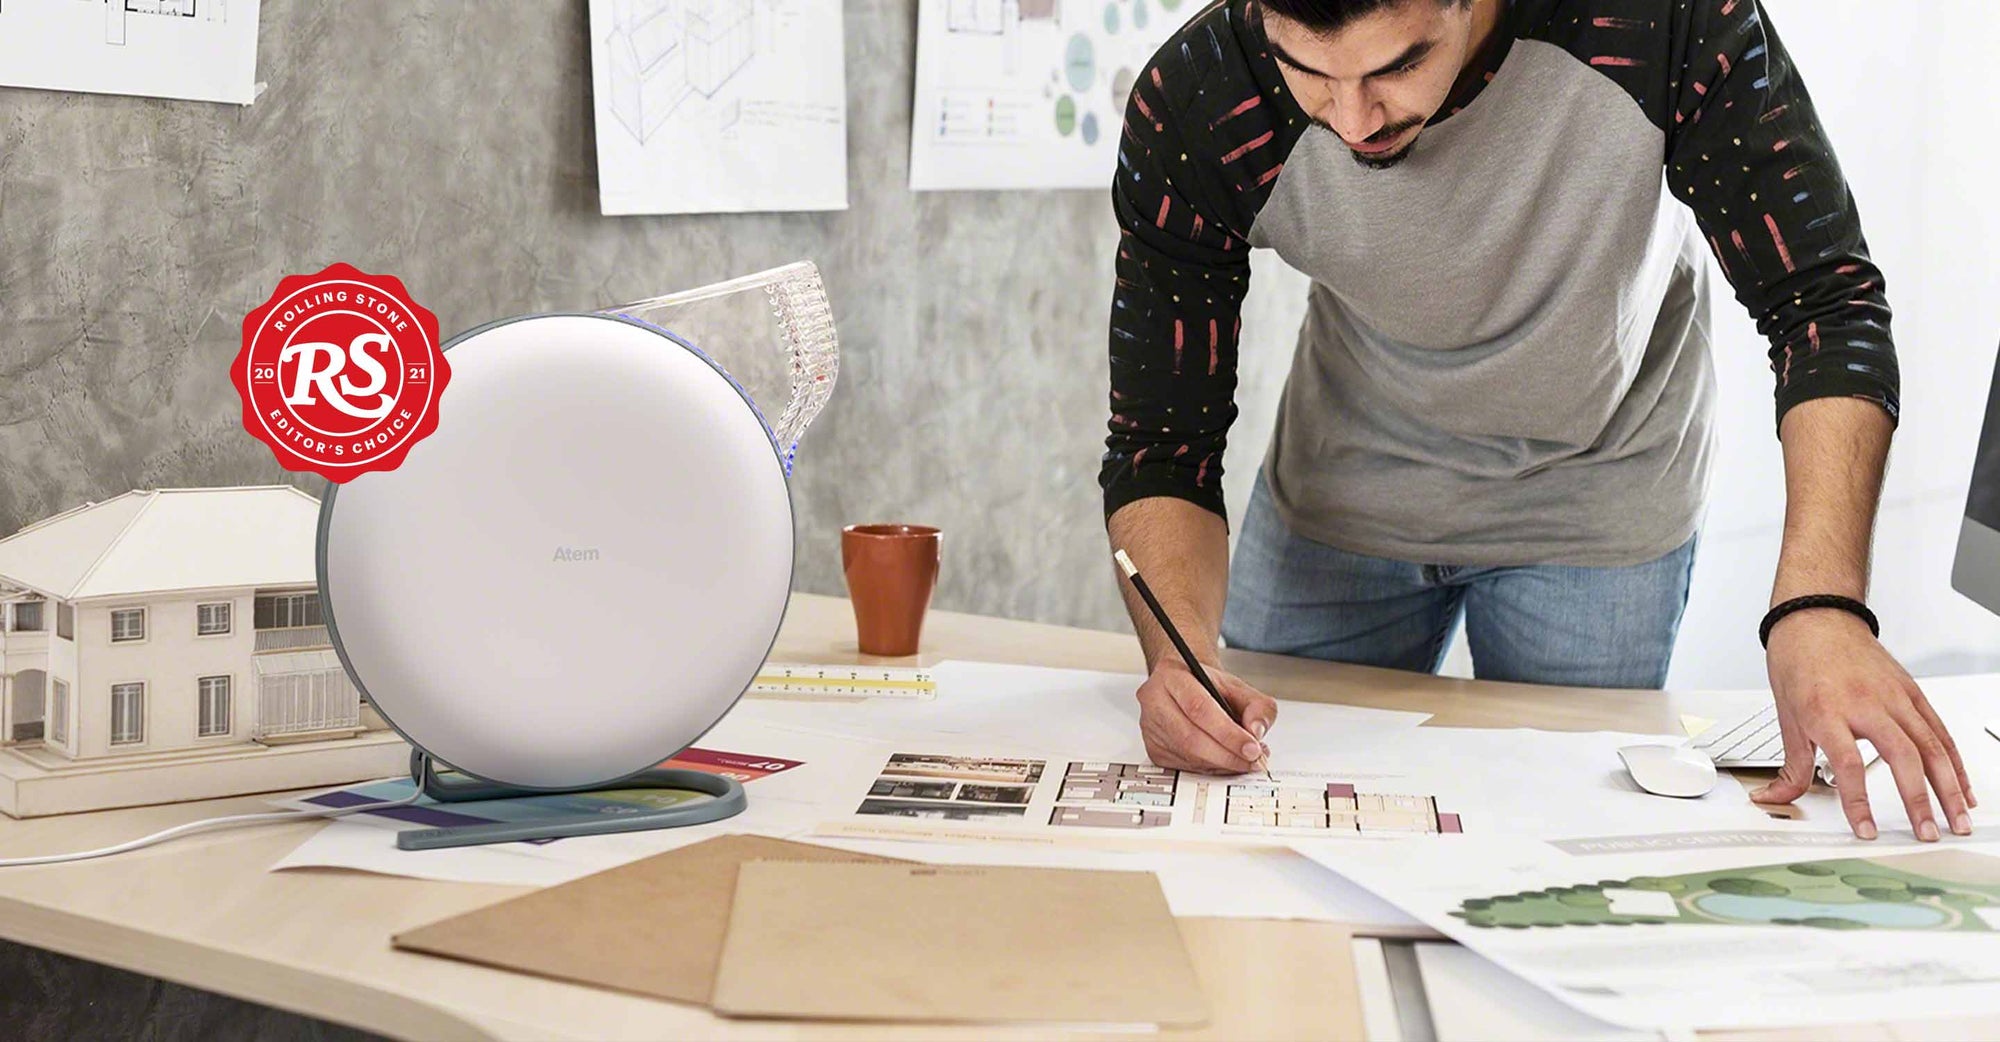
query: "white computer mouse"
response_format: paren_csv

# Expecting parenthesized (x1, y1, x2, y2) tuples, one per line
(1617, 743, 1719, 798)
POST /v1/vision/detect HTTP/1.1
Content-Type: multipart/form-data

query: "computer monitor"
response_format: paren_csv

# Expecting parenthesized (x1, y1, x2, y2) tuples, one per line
(1951, 340, 2000, 616)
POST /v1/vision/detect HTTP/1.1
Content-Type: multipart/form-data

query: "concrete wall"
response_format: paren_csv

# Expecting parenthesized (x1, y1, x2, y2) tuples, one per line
(0, 0, 1325, 665)
(4, 0, 1993, 690)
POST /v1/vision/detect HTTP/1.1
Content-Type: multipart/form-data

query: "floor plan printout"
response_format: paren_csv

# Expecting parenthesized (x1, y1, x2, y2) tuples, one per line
(590, 0, 846, 213)
(0, 0, 261, 104)
(909, 0, 1198, 190)
(831, 749, 1468, 844)
(1293, 834, 2000, 1031)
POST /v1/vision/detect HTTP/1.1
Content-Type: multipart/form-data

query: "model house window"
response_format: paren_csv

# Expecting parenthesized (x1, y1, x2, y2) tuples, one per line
(198, 676, 231, 737)
(110, 682, 145, 745)
(254, 592, 322, 629)
(10, 601, 43, 631)
(56, 602, 73, 640)
(111, 607, 146, 642)
(50, 680, 68, 745)
(197, 602, 232, 636)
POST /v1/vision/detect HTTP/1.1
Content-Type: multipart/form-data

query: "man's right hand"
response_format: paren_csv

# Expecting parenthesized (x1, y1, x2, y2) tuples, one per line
(1137, 657, 1278, 774)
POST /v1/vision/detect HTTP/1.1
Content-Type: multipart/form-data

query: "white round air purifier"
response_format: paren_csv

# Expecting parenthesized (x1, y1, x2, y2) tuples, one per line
(318, 312, 794, 846)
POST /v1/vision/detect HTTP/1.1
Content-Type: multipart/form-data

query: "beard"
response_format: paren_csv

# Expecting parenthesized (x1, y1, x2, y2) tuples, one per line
(1329, 114, 1428, 169)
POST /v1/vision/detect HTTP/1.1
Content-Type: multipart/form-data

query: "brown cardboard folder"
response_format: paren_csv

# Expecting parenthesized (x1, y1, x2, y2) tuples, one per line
(710, 861, 1211, 1026)
(391, 834, 902, 1005)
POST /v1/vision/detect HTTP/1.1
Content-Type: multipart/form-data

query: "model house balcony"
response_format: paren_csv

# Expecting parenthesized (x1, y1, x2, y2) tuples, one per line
(254, 624, 331, 653)
(1, 629, 51, 663)
(252, 650, 361, 742)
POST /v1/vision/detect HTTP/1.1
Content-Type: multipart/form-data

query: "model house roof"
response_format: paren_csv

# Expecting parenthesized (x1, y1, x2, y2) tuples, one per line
(0, 487, 322, 602)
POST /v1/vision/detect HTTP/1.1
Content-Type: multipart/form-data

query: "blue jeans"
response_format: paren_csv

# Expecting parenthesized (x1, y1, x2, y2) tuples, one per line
(1221, 472, 1698, 689)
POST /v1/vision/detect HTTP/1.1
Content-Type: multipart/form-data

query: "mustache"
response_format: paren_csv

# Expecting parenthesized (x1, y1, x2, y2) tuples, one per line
(1317, 113, 1427, 145)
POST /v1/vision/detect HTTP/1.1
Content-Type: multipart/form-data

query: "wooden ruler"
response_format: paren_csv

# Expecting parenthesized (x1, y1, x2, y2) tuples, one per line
(746, 664, 937, 700)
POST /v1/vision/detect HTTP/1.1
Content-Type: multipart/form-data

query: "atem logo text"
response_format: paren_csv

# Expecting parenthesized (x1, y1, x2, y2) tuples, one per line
(552, 547, 601, 562)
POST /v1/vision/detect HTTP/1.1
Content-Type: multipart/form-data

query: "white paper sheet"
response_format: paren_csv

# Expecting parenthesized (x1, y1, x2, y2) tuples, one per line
(809, 836, 1425, 928)
(269, 715, 892, 883)
(1413, 944, 1659, 1042)
(1295, 833, 2000, 1031)
(589, 0, 846, 214)
(263, 657, 1426, 883)
(0, 0, 261, 104)
(907, 0, 1197, 190)
(807, 726, 1781, 849)
(729, 659, 1434, 754)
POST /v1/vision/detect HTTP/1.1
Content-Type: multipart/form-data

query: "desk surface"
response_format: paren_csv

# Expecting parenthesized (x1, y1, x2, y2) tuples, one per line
(0, 593, 1990, 1041)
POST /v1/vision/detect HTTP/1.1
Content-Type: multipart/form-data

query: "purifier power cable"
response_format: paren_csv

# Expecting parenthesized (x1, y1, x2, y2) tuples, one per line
(0, 778, 424, 867)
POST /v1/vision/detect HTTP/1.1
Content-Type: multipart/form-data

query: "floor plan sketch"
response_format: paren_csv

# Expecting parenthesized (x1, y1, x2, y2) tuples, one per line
(1199, 781, 1465, 834)
(0, 0, 259, 103)
(910, 0, 1193, 190)
(1049, 761, 1176, 829)
(590, 0, 846, 214)
(95, 0, 225, 45)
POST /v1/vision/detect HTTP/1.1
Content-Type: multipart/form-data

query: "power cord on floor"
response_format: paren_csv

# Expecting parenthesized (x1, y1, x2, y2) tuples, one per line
(0, 779, 425, 867)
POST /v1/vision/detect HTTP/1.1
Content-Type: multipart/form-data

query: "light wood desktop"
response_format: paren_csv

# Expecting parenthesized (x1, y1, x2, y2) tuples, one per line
(0, 593, 1991, 1041)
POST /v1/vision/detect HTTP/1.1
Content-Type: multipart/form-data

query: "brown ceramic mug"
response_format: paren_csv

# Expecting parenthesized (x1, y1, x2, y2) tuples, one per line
(841, 524, 941, 657)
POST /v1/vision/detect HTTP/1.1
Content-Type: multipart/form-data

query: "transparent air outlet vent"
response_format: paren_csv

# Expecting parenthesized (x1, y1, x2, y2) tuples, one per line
(604, 260, 840, 474)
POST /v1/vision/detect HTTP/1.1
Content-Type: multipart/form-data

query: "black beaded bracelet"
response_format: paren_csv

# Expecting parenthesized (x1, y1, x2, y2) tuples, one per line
(1759, 594, 1879, 648)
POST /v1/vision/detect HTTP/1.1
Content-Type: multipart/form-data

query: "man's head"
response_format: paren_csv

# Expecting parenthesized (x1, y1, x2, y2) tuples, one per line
(1259, 0, 1482, 169)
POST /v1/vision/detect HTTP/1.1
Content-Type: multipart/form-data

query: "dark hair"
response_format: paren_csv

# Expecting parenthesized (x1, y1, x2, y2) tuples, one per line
(1258, 0, 1472, 35)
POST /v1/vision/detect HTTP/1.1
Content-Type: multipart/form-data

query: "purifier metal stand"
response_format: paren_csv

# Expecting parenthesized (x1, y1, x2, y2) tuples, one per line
(393, 749, 748, 851)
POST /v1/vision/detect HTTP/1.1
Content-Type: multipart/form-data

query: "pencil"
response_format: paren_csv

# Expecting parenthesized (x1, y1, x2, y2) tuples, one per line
(1114, 548, 1274, 781)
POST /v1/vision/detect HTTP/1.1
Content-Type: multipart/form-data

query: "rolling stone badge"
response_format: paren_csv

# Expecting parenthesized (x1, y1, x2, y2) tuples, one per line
(233, 264, 448, 482)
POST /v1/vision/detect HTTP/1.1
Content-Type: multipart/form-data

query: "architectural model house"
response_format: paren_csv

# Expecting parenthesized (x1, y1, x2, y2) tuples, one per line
(0, 487, 408, 817)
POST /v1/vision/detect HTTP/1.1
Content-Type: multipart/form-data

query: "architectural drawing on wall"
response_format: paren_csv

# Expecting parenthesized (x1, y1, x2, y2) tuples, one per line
(590, 0, 846, 214)
(910, 0, 1191, 190)
(946, 0, 1006, 35)
(0, 487, 408, 817)
(87, 0, 228, 46)
(0, 0, 257, 102)
(603, 0, 756, 145)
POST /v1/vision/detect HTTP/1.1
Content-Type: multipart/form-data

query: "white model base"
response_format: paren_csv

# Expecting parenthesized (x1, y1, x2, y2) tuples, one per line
(0, 730, 410, 818)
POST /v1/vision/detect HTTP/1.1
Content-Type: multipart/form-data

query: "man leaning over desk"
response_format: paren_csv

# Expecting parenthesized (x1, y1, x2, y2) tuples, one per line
(1100, 0, 1975, 841)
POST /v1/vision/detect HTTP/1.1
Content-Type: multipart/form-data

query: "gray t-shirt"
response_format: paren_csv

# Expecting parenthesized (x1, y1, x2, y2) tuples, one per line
(1100, 0, 1899, 567)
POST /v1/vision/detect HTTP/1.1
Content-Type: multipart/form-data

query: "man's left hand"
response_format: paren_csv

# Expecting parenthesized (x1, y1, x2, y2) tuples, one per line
(1752, 608, 1975, 841)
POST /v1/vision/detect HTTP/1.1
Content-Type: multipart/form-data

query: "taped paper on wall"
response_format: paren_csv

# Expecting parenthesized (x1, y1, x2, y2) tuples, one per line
(0, 0, 261, 104)
(590, 0, 846, 214)
(908, 0, 1198, 190)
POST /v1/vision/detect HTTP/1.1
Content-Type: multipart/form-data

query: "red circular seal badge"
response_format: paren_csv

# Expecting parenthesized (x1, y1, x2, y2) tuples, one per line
(233, 264, 448, 482)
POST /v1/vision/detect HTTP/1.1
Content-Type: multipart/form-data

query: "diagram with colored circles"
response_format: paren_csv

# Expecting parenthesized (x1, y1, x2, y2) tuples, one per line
(913, 0, 1197, 189)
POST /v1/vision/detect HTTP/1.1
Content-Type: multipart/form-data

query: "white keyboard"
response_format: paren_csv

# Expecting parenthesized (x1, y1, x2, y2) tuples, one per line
(1691, 702, 1878, 779)
(1692, 703, 1786, 766)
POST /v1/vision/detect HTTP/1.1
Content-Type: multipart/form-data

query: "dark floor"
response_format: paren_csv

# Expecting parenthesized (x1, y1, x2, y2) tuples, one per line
(0, 937, 391, 1042)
